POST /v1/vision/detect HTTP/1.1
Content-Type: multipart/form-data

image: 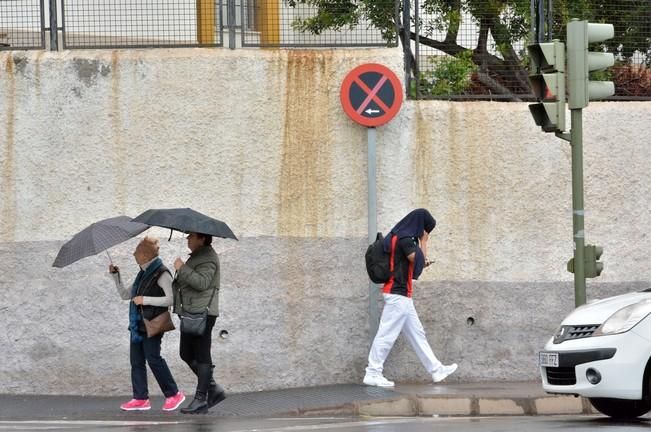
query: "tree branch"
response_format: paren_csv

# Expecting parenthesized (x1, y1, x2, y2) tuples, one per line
(475, 72, 523, 101)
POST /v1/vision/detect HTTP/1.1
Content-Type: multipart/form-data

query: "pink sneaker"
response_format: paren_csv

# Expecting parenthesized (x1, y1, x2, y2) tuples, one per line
(162, 391, 186, 411)
(120, 398, 151, 411)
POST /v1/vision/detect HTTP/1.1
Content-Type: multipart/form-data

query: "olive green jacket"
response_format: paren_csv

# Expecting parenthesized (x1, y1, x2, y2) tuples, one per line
(173, 245, 220, 316)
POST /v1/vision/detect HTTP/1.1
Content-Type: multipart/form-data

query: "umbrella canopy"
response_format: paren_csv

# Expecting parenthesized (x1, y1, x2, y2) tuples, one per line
(132, 208, 238, 240)
(52, 216, 150, 268)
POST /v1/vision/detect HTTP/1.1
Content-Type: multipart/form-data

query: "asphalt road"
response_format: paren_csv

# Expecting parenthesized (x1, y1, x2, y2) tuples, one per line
(1, 415, 650, 432)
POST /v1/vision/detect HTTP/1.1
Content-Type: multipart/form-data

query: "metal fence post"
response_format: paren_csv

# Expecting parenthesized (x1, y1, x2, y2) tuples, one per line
(414, 0, 420, 99)
(536, 0, 544, 43)
(547, 0, 553, 40)
(49, 0, 57, 50)
(403, 0, 411, 94)
(227, 0, 236, 49)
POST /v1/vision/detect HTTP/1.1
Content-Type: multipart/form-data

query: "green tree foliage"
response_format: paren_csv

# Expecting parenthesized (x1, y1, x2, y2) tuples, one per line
(414, 50, 478, 96)
(287, 0, 651, 98)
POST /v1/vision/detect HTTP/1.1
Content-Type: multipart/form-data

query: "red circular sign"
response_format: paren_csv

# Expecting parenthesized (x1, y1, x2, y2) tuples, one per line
(340, 63, 403, 127)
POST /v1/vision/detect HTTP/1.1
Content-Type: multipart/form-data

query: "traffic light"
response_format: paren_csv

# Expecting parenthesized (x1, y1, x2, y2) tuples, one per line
(567, 20, 615, 109)
(567, 244, 604, 278)
(527, 40, 566, 132)
(584, 244, 604, 278)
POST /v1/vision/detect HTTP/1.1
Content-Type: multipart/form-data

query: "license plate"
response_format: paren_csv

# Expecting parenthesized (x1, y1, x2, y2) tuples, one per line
(539, 352, 559, 368)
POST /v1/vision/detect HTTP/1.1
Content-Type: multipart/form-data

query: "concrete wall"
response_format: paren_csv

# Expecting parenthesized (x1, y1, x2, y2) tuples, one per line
(1, 47, 650, 395)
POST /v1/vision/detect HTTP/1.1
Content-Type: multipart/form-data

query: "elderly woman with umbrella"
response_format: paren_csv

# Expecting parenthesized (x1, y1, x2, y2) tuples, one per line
(133, 208, 237, 414)
(109, 236, 186, 412)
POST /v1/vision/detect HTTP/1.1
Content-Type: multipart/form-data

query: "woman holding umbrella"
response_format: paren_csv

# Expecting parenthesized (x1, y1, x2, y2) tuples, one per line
(109, 236, 185, 411)
(173, 232, 225, 414)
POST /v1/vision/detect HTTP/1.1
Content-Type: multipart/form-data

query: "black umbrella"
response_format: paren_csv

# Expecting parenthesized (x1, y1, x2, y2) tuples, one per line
(52, 216, 150, 268)
(132, 208, 238, 240)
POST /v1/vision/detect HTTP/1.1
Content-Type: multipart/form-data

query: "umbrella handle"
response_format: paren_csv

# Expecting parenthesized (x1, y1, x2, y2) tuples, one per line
(106, 250, 122, 285)
(177, 231, 185, 256)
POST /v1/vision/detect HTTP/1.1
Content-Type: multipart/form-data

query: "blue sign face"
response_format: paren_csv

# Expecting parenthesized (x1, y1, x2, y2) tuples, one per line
(348, 71, 396, 119)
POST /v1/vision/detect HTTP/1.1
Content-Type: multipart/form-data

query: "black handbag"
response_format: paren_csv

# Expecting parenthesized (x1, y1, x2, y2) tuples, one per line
(179, 284, 217, 336)
(179, 310, 208, 335)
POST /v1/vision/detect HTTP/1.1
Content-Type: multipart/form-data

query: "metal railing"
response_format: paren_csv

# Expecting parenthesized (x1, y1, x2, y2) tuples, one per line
(1, 0, 396, 50)
(241, 0, 397, 48)
(0, 0, 46, 50)
(547, 0, 651, 99)
(3, 0, 648, 102)
(408, 0, 651, 100)
(408, 0, 532, 100)
(61, 0, 224, 49)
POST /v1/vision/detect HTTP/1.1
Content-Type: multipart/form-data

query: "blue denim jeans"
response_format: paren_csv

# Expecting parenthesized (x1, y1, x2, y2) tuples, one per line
(130, 332, 178, 399)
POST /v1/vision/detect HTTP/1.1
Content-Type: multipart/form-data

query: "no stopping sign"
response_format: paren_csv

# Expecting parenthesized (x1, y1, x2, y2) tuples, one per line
(340, 63, 403, 127)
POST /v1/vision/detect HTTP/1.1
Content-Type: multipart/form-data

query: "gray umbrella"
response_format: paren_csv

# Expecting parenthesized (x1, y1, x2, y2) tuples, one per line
(52, 216, 150, 268)
(132, 208, 237, 240)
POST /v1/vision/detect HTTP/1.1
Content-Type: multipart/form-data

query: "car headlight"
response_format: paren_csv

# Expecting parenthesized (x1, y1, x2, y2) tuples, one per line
(594, 300, 651, 336)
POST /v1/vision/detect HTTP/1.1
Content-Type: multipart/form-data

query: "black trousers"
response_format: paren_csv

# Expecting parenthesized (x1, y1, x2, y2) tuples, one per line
(130, 333, 179, 399)
(179, 315, 217, 366)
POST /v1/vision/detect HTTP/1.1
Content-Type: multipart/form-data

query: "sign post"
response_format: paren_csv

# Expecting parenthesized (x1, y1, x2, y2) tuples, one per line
(340, 63, 403, 340)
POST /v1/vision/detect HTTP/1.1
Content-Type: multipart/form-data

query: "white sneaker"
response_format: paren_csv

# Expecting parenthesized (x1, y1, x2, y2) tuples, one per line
(432, 363, 458, 383)
(363, 374, 395, 387)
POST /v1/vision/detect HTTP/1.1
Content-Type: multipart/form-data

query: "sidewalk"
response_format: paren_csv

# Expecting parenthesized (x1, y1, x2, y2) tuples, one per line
(0, 382, 594, 420)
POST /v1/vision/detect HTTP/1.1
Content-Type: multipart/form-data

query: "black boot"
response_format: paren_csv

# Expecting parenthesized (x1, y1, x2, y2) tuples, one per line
(190, 362, 226, 408)
(180, 395, 208, 414)
(207, 365, 226, 408)
(181, 363, 212, 414)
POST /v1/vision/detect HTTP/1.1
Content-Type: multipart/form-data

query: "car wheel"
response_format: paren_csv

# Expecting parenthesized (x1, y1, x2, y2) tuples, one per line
(589, 397, 651, 419)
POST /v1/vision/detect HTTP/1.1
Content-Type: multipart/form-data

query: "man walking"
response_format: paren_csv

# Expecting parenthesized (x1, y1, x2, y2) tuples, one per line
(363, 209, 458, 387)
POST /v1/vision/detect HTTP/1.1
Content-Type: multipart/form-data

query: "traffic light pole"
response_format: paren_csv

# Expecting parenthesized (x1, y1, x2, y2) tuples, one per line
(570, 109, 586, 306)
(531, 19, 615, 307)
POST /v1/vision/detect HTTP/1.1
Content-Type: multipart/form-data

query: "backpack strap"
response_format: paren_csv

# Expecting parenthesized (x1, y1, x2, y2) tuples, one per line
(389, 234, 398, 274)
(382, 234, 399, 294)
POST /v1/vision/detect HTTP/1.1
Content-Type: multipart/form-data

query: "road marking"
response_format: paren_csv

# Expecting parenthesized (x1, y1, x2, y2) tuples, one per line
(0, 420, 183, 430)
(228, 416, 493, 432)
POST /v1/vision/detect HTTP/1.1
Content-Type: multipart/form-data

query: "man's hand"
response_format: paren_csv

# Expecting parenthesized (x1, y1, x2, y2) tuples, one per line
(420, 230, 429, 263)
(108, 264, 119, 274)
(174, 257, 184, 271)
(133, 296, 144, 305)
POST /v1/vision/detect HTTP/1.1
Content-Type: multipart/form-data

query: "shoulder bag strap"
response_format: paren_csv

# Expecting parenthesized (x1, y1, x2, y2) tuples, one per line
(204, 268, 219, 312)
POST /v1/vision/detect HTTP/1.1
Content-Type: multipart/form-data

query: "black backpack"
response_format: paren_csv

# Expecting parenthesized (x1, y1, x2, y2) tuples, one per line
(365, 232, 392, 283)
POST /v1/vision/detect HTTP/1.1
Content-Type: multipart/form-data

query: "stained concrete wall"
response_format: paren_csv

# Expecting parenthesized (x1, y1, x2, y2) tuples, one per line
(1, 48, 650, 395)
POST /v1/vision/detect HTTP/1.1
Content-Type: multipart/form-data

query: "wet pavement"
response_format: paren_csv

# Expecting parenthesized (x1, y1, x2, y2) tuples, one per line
(0, 381, 595, 421)
(1, 415, 650, 432)
(0, 381, 629, 428)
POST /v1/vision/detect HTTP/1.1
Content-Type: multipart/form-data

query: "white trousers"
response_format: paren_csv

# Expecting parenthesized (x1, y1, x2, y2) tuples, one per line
(366, 293, 442, 376)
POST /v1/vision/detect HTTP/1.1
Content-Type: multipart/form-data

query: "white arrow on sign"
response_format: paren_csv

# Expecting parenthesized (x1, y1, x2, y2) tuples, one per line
(365, 108, 380, 115)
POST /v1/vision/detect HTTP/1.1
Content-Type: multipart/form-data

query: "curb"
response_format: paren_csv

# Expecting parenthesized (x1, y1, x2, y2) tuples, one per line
(357, 395, 594, 417)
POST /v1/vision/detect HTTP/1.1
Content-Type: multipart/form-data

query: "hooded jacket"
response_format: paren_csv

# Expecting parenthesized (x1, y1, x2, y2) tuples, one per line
(384, 208, 436, 280)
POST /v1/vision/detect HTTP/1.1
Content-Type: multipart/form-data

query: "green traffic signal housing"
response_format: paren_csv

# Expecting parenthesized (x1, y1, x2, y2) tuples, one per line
(567, 244, 604, 278)
(567, 20, 615, 109)
(584, 244, 604, 278)
(527, 41, 566, 132)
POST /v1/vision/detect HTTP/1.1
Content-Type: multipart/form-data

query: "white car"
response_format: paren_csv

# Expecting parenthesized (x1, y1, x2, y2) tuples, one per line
(539, 290, 651, 419)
